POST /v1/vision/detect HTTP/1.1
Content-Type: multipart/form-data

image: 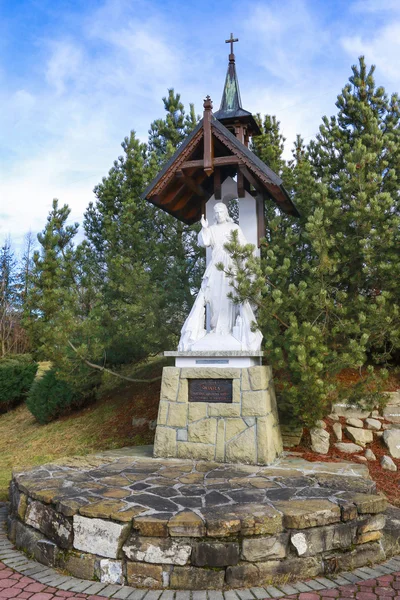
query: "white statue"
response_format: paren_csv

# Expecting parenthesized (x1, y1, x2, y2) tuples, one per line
(178, 202, 263, 351)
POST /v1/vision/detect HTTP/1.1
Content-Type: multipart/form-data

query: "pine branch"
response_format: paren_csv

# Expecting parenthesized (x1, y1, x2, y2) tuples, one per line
(67, 340, 162, 383)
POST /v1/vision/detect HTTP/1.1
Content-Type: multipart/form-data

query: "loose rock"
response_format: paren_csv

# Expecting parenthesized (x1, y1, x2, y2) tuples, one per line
(365, 418, 382, 431)
(383, 429, 400, 458)
(328, 413, 340, 422)
(365, 449, 376, 461)
(346, 417, 364, 428)
(334, 442, 363, 454)
(381, 455, 397, 471)
(332, 422, 342, 441)
(345, 426, 373, 447)
(310, 428, 330, 454)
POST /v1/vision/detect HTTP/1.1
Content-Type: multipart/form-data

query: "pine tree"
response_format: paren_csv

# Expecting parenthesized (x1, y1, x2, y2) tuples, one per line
(227, 58, 398, 425)
(24, 200, 79, 362)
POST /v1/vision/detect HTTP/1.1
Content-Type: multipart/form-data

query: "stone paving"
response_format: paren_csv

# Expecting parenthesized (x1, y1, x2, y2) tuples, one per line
(11, 448, 378, 523)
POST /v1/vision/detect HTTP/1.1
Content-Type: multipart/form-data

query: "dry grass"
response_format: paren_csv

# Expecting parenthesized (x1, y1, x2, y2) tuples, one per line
(0, 357, 167, 501)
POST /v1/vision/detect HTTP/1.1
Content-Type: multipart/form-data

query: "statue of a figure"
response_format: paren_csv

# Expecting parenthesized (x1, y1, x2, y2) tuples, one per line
(178, 202, 263, 351)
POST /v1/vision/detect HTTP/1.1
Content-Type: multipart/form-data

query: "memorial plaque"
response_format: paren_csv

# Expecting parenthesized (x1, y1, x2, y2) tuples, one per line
(189, 379, 232, 403)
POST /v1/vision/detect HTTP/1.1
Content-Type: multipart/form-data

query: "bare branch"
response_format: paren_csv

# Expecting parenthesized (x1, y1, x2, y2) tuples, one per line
(67, 340, 162, 383)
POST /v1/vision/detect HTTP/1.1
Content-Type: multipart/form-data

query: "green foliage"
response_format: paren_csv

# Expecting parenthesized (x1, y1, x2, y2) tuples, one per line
(26, 367, 80, 424)
(232, 56, 398, 425)
(0, 354, 38, 412)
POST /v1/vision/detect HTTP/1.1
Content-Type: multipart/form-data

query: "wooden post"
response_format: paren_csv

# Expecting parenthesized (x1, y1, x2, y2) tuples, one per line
(203, 96, 214, 176)
(237, 168, 245, 198)
(256, 194, 266, 247)
(214, 167, 221, 200)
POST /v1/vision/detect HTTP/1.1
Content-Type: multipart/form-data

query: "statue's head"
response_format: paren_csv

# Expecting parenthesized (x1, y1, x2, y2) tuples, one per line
(214, 202, 233, 224)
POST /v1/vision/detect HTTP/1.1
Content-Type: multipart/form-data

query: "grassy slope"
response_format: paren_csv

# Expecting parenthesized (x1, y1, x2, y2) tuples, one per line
(0, 357, 167, 501)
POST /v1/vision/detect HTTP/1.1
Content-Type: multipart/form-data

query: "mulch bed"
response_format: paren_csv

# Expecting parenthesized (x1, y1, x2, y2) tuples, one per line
(287, 415, 400, 506)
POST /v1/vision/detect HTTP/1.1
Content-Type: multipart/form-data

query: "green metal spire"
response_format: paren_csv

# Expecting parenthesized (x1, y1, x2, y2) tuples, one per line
(218, 33, 243, 115)
(214, 35, 261, 137)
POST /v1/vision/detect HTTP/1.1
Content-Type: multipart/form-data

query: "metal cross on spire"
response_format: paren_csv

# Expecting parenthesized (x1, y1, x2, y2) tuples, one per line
(225, 33, 238, 61)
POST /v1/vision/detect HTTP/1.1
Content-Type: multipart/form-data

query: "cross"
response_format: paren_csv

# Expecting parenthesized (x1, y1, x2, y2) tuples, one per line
(225, 33, 239, 55)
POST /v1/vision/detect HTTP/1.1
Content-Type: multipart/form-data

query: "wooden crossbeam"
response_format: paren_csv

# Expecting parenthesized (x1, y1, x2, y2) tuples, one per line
(239, 165, 263, 194)
(181, 156, 241, 170)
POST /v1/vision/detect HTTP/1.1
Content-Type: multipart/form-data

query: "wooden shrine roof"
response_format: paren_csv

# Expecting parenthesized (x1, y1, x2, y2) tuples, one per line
(142, 114, 300, 225)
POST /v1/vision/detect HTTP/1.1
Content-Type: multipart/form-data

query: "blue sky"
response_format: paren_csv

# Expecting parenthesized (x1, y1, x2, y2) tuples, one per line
(1, 0, 400, 253)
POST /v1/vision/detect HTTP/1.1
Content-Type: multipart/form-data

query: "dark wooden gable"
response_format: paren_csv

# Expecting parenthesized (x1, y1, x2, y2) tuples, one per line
(142, 104, 300, 225)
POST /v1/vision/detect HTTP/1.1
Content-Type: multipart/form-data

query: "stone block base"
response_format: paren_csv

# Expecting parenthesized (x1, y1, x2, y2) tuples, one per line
(153, 365, 283, 465)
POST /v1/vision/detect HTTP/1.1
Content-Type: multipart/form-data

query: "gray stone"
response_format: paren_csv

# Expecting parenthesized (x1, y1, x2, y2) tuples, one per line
(273, 499, 341, 529)
(14, 521, 61, 567)
(170, 566, 224, 590)
(63, 552, 96, 579)
(241, 533, 288, 561)
(123, 535, 192, 565)
(126, 562, 163, 588)
(381, 455, 397, 471)
(383, 429, 400, 458)
(357, 514, 386, 534)
(334, 442, 363, 454)
(345, 426, 373, 447)
(73, 515, 130, 559)
(25, 501, 73, 549)
(365, 449, 376, 461)
(328, 541, 385, 572)
(346, 417, 364, 428)
(315, 420, 327, 429)
(381, 506, 400, 555)
(332, 423, 342, 441)
(176, 429, 188, 442)
(192, 541, 239, 567)
(290, 522, 357, 556)
(96, 559, 124, 584)
(310, 428, 330, 454)
(365, 418, 382, 431)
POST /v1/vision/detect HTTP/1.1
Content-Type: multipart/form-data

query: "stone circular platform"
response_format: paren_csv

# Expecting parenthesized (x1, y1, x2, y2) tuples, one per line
(7, 447, 392, 591)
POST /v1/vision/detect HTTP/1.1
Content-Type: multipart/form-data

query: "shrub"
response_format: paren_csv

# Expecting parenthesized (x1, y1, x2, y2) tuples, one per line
(0, 354, 38, 412)
(26, 367, 98, 424)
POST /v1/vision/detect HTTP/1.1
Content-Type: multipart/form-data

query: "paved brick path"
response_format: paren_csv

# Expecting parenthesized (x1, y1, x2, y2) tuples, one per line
(2, 559, 400, 600)
(2, 503, 400, 600)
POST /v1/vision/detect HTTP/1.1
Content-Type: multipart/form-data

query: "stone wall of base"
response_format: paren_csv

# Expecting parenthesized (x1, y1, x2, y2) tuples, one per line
(153, 366, 283, 465)
(8, 479, 398, 590)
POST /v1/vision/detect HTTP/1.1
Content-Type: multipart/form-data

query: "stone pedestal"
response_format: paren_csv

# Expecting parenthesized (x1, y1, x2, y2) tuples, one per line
(153, 355, 283, 465)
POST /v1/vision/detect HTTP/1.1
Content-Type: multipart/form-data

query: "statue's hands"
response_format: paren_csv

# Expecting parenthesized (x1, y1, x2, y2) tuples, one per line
(201, 214, 209, 228)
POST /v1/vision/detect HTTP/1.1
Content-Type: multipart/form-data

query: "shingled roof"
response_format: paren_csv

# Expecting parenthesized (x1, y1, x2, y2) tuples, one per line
(142, 114, 300, 224)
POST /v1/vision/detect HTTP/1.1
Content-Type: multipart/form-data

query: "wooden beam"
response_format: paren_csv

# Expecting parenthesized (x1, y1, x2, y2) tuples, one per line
(181, 155, 241, 170)
(256, 194, 266, 247)
(203, 96, 214, 176)
(214, 167, 221, 200)
(239, 165, 263, 194)
(159, 183, 188, 208)
(177, 170, 208, 198)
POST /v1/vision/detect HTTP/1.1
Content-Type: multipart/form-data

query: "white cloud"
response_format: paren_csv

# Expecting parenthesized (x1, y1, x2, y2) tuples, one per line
(341, 22, 400, 86)
(0, 1, 186, 248)
(45, 41, 84, 95)
(1, 0, 400, 251)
